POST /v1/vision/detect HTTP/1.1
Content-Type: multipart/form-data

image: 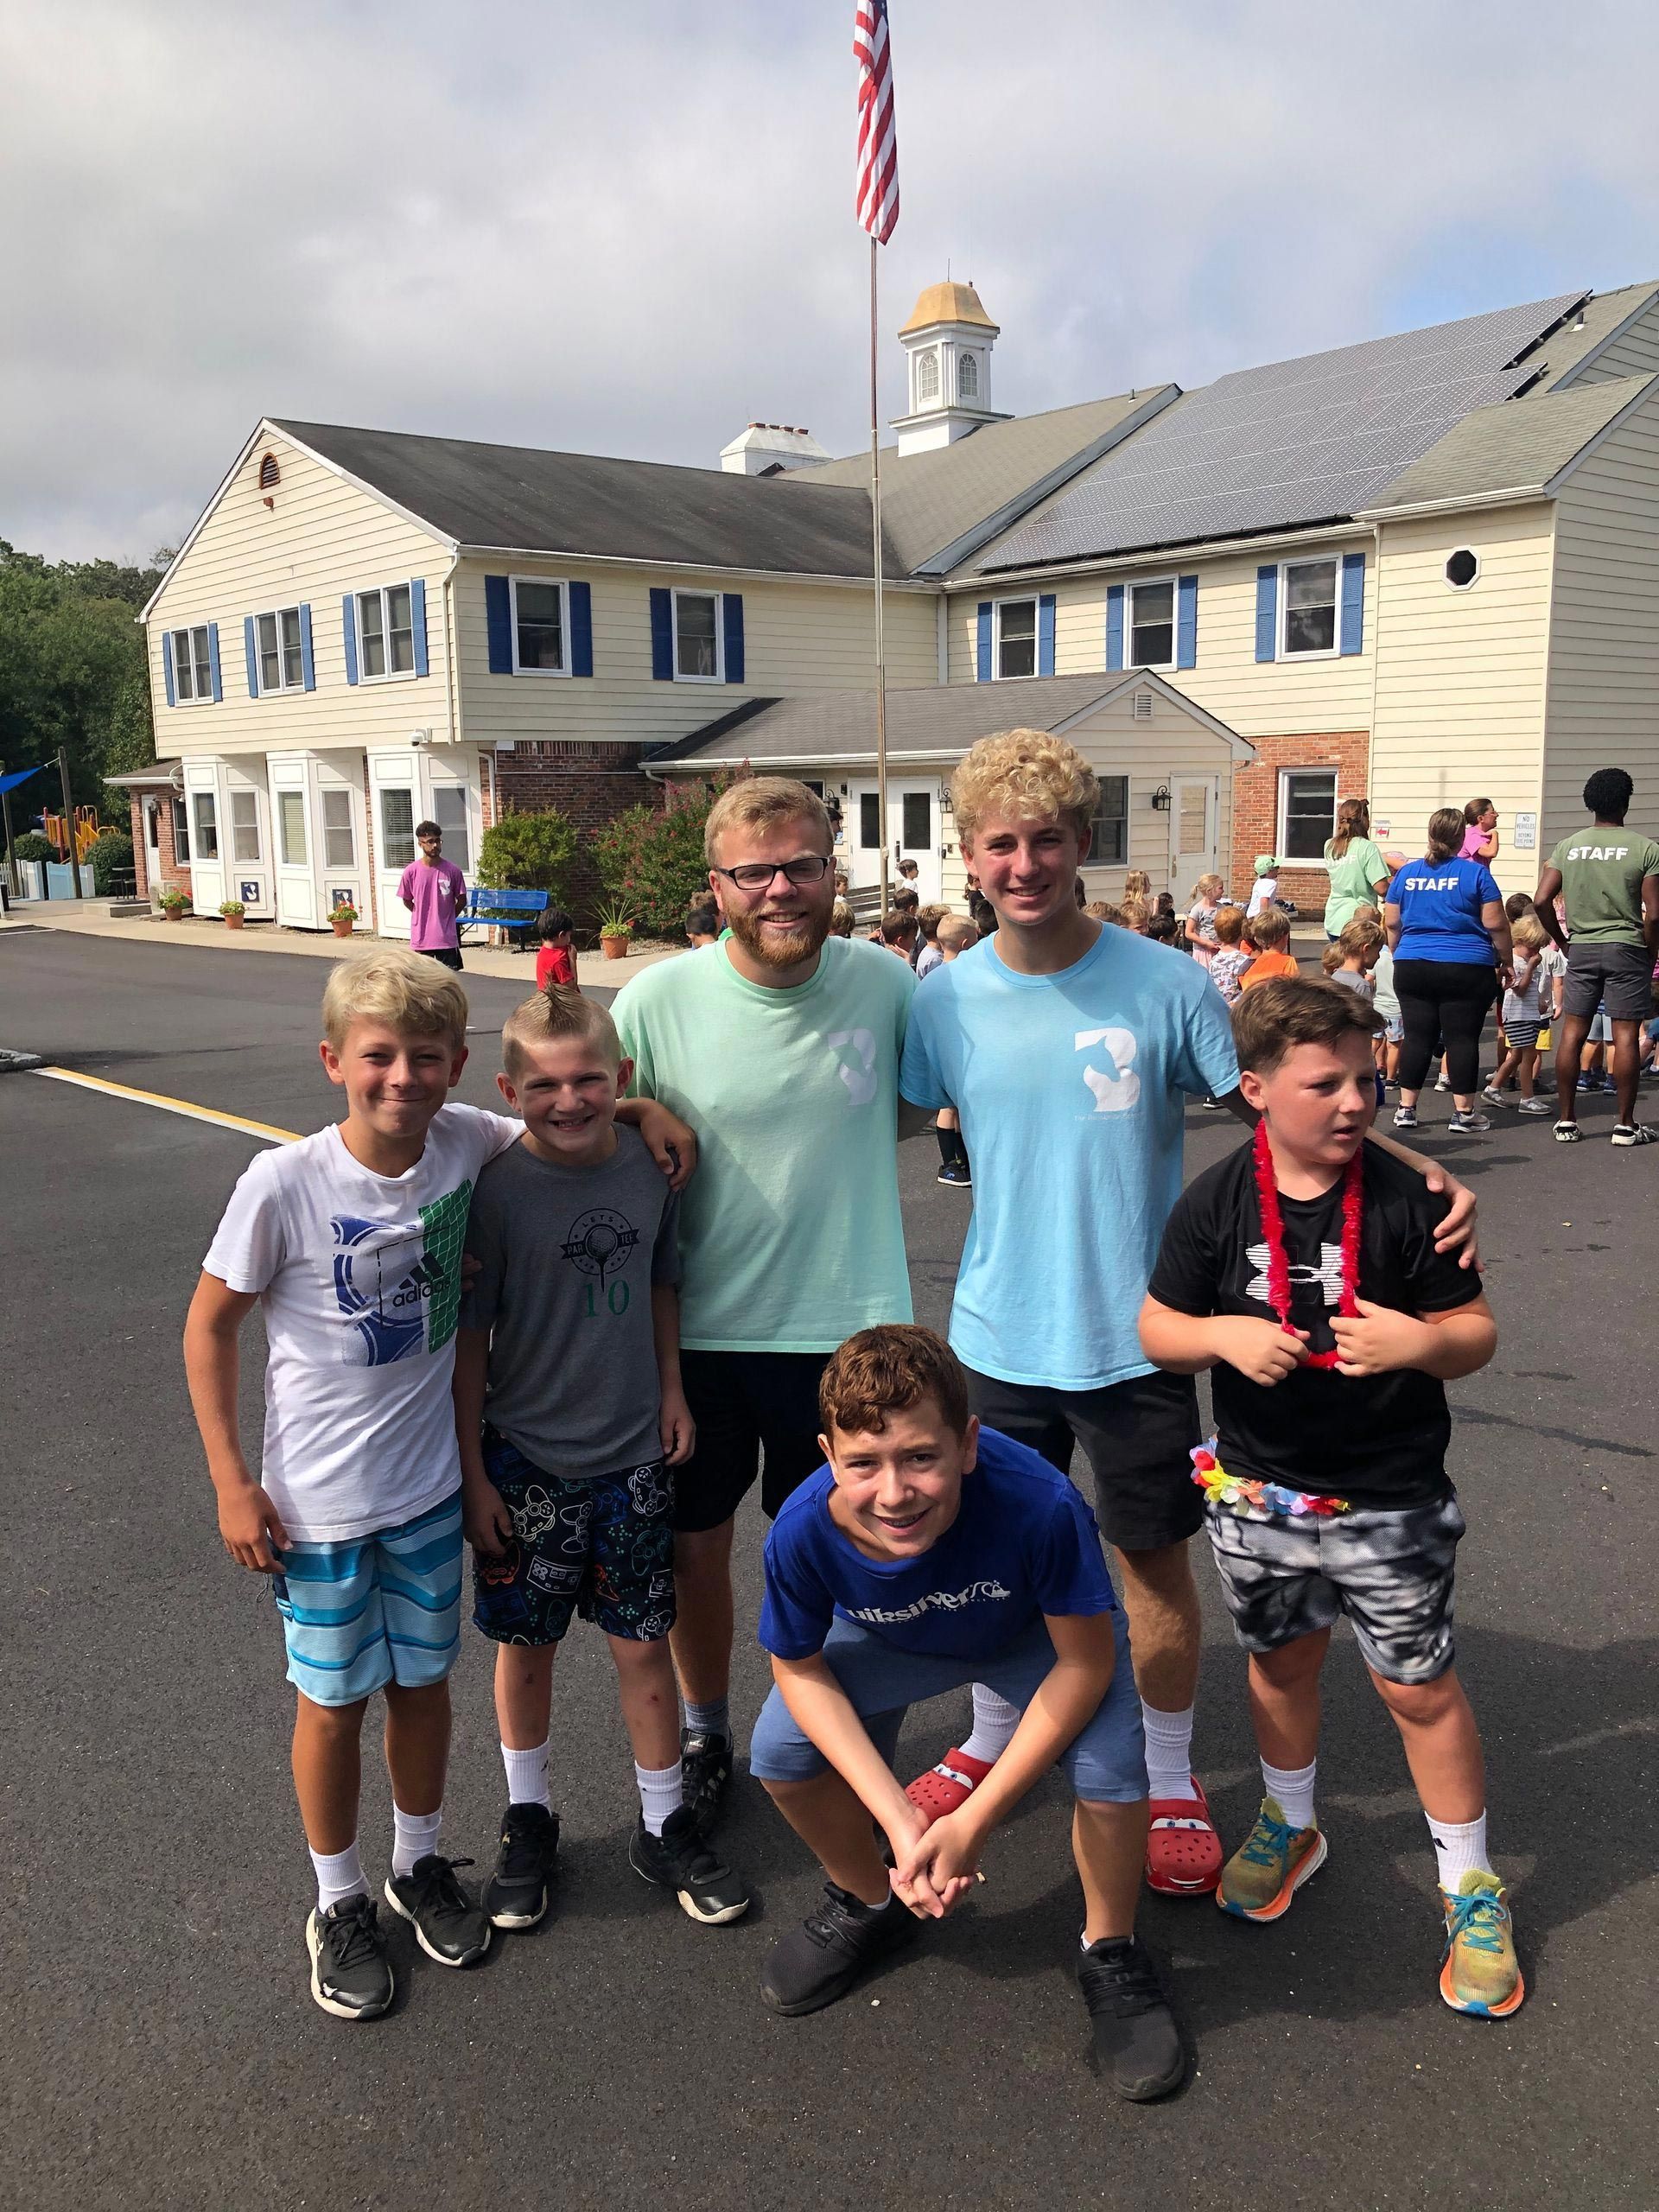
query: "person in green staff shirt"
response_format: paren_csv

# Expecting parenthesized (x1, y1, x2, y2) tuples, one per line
(1323, 798, 1391, 939)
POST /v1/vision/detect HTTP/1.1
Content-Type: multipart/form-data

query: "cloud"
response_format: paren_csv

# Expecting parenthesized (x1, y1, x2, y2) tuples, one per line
(5, 0, 1658, 559)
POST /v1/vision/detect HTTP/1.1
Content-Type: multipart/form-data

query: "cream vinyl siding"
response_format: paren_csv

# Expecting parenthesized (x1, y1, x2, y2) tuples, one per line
(1561, 296, 1659, 385)
(1542, 387, 1659, 853)
(146, 432, 452, 760)
(1368, 501, 1555, 900)
(457, 560, 938, 749)
(946, 541, 1376, 738)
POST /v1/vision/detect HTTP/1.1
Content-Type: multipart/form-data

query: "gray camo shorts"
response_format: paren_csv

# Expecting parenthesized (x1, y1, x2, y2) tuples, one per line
(1204, 1493, 1465, 1684)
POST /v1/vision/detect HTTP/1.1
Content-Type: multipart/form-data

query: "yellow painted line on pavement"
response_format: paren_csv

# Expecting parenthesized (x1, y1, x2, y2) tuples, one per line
(34, 1065, 301, 1144)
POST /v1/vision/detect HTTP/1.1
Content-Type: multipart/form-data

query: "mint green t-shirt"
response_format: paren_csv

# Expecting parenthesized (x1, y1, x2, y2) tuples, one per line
(612, 937, 915, 1351)
(1548, 830, 1659, 946)
(1322, 836, 1389, 936)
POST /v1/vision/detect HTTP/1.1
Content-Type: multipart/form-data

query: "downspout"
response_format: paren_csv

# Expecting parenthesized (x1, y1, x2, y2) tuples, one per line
(1369, 522, 1382, 817)
(936, 591, 949, 685)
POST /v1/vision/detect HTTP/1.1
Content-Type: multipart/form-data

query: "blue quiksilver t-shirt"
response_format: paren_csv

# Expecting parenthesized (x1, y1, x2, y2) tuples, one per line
(1386, 856, 1501, 964)
(758, 1426, 1115, 1663)
(899, 927, 1240, 1390)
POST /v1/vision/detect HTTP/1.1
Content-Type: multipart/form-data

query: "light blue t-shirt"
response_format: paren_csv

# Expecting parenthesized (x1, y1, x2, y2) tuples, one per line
(899, 927, 1240, 1390)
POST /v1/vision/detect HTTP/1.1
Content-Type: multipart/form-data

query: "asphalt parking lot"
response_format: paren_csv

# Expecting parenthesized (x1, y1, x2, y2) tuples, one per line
(2, 927, 1655, 2211)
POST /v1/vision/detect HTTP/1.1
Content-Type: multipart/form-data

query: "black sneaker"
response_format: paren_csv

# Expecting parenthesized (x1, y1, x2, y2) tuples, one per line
(681, 1726, 733, 1830)
(1076, 1935, 1185, 2101)
(629, 1805, 750, 1924)
(483, 1802, 561, 1929)
(936, 1161, 973, 1186)
(760, 1882, 919, 2016)
(306, 1894, 394, 2021)
(383, 1854, 492, 1967)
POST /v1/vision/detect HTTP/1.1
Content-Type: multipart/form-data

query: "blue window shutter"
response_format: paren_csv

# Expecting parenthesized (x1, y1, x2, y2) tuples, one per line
(243, 616, 258, 696)
(1255, 566, 1279, 662)
(342, 594, 359, 685)
(1339, 551, 1366, 656)
(410, 577, 429, 677)
(484, 575, 512, 673)
(650, 588, 674, 680)
(976, 601, 992, 682)
(721, 593, 745, 685)
(299, 603, 315, 690)
(1105, 584, 1124, 671)
(569, 581, 594, 677)
(207, 622, 223, 702)
(1176, 575, 1198, 670)
(162, 632, 176, 708)
(1037, 593, 1057, 677)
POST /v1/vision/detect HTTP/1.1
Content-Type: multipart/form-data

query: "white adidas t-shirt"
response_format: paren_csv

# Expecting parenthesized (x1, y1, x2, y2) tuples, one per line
(204, 1104, 520, 1541)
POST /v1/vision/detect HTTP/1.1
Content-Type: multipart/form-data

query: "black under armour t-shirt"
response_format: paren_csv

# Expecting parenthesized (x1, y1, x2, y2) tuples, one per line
(1147, 1141, 1481, 1509)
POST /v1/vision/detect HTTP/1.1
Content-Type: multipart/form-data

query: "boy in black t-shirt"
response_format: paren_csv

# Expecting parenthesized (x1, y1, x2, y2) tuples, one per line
(1139, 978, 1522, 2019)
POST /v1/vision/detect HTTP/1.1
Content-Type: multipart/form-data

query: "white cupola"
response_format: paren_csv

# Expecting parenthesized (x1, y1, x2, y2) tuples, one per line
(890, 280, 1008, 455)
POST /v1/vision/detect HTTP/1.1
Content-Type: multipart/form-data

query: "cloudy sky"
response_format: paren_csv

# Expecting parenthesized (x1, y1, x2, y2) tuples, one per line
(7, 0, 1659, 562)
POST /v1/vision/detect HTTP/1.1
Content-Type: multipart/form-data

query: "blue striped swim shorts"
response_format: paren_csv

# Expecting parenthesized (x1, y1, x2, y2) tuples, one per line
(273, 1491, 464, 1706)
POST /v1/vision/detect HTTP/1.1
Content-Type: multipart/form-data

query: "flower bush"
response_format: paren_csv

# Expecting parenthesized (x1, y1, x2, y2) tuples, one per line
(593, 777, 730, 938)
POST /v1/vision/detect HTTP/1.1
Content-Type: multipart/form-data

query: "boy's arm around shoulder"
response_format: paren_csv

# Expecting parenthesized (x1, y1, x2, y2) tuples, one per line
(183, 1271, 289, 1572)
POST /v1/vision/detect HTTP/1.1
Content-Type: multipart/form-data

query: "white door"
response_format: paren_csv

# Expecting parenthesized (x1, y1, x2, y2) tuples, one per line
(371, 756, 419, 939)
(1167, 774, 1218, 899)
(847, 778, 943, 903)
(183, 762, 226, 916)
(270, 764, 318, 929)
(223, 769, 272, 918)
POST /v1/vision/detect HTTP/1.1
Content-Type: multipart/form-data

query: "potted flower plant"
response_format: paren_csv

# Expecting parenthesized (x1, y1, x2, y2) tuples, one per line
(219, 899, 246, 931)
(330, 901, 359, 939)
(159, 887, 190, 921)
(593, 896, 637, 960)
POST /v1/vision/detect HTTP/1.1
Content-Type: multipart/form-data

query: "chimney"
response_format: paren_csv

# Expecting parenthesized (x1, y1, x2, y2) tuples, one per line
(720, 423, 833, 476)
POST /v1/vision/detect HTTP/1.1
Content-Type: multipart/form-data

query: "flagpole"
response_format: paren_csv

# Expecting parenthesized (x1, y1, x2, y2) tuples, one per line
(869, 233, 889, 922)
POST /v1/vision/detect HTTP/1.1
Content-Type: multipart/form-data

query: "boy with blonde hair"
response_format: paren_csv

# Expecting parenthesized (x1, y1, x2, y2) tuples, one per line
(183, 949, 691, 2022)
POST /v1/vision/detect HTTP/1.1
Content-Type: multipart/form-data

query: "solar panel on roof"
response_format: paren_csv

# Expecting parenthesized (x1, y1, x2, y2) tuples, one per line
(980, 292, 1587, 569)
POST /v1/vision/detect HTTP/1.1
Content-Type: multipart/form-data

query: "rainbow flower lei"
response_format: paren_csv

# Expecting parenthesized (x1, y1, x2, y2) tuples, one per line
(1189, 1439, 1350, 1522)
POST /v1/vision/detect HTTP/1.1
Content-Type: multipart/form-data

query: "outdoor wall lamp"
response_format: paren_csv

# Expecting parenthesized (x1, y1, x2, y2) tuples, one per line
(1150, 784, 1172, 810)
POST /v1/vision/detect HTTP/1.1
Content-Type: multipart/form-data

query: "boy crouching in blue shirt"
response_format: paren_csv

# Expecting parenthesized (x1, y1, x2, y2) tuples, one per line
(752, 1325, 1185, 2101)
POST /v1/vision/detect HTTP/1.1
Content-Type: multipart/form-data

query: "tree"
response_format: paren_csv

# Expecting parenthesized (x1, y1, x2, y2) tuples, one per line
(476, 808, 577, 899)
(593, 777, 729, 936)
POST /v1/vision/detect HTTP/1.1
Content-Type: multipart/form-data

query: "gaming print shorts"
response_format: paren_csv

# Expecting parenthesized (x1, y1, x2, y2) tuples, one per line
(471, 1426, 676, 1646)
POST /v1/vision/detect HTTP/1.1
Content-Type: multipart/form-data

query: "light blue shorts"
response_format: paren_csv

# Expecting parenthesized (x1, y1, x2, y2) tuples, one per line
(273, 1491, 463, 1707)
(749, 1609, 1147, 1803)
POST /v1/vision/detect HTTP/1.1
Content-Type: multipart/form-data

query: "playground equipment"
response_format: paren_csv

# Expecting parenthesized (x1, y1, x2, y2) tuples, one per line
(42, 806, 102, 862)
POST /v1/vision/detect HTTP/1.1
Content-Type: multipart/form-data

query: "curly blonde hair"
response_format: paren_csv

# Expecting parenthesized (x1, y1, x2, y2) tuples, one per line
(951, 730, 1098, 843)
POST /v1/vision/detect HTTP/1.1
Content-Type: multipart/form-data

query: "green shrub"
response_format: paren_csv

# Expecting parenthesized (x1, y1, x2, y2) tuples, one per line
(90, 830, 135, 893)
(12, 831, 55, 864)
(593, 779, 729, 937)
(476, 808, 575, 898)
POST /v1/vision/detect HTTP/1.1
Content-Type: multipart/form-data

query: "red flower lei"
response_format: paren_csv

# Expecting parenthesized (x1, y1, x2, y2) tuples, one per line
(1251, 1120, 1363, 1372)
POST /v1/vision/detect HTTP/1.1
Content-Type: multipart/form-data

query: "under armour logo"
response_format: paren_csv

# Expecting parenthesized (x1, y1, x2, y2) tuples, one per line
(1244, 1241, 1344, 1308)
(1075, 1026, 1141, 1114)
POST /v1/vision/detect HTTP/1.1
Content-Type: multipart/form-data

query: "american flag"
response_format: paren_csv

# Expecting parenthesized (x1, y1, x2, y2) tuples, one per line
(853, 0, 899, 244)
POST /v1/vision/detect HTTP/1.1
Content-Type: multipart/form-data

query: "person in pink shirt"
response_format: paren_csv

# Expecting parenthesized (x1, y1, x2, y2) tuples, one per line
(1459, 799, 1500, 863)
(399, 823, 468, 969)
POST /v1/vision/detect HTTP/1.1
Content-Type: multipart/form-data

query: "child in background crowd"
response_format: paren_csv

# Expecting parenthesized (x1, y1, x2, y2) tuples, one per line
(1084, 900, 1119, 922)
(893, 886, 920, 916)
(931, 918, 976, 1187)
(1578, 1003, 1617, 1094)
(830, 901, 856, 939)
(1239, 907, 1300, 989)
(1185, 874, 1224, 971)
(880, 912, 920, 961)
(1210, 906, 1253, 1007)
(914, 906, 948, 979)
(1147, 909, 1183, 950)
(683, 899, 720, 950)
(1119, 897, 1152, 935)
(1247, 856, 1280, 920)
(1331, 918, 1382, 1001)
(535, 907, 578, 990)
(1484, 914, 1553, 1114)
(1124, 870, 1154, 906)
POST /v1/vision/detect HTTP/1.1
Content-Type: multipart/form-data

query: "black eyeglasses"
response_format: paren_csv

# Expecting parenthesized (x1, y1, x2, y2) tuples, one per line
(712, 855, 833, 893)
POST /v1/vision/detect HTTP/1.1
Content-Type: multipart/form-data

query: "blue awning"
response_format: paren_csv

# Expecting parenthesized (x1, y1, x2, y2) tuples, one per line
(0, 765, 47, 796)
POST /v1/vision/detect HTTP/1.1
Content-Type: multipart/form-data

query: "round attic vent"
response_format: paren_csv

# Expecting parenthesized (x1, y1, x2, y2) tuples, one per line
(1445, 548, 1478, 589)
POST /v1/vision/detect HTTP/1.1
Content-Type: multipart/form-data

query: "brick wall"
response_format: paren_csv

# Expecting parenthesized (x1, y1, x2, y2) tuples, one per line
(494, 741, 663, 905)
(1229, 729, 1371, 912)
(127, 792, 192, 903)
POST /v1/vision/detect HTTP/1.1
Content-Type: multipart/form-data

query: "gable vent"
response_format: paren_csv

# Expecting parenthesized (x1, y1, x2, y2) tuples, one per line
(258, 453, 280, 490)
(1133, 690, 1154, 721)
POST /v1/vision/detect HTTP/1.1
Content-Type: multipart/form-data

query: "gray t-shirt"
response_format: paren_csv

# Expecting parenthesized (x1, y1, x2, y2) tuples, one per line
(461, 1125, 680, 1478)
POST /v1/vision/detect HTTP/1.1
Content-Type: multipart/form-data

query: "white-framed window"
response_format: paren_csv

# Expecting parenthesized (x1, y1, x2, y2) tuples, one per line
(1128, 578, 1176, 668)
(510, 576, 569, 674)
(192, 791, 219, 860)
(859, 792, 880, 849)
(1280, 557, 1339, 658)
(170, 626, 213, 702)
(171, 796, 190, 863)
(428, 785, 471, 871)
(1277, 768, 1338, 859)
(321, 788, 355, 869)
(255, 607, 305, 693)
(276, 789, 308, 867)
(671, 589, 722, 682)
(1090, 775, 1130, 868)
(958, 351, 979, 400)
(231, 790, 260, 862)
(1445, 549, 1480, 590)
(994, 596, 1038, 680)
(379, 787, 416, 871)
(356, 583, 416, 680)
(917, 347, 940, 404)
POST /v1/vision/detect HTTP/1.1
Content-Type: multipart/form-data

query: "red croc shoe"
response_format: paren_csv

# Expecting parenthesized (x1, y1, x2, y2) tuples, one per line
(1145, 1777, 1224, 1897)
(905, 1748, 994, 1827)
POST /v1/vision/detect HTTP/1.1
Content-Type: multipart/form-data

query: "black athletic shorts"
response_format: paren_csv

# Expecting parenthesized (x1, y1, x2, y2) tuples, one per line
(673, 1349, 832, 1533)
(963, 1364, 1204, 1552)
(421, 946, 464, 971)
(1564, 938, 1649, 1023)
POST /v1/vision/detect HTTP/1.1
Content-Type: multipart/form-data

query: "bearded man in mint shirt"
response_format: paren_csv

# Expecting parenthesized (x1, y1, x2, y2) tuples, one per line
(899, 730, 1480, 1900)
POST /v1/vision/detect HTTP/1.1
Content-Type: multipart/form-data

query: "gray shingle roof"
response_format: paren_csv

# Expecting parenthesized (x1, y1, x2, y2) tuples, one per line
(1357, 376, 1653, 513)
(272, 420, 893, 578)
(1527, 281, 1659, 387)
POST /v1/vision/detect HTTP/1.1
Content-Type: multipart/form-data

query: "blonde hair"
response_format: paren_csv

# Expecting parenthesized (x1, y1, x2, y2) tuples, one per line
(1118, 896, 1151, 932)
(1320, 942, 1344, 975)
(916, 903, 947, 941)
(1510, 912, 1547, 951)
(1191, 873, 1224, 903)
(1338, 917, 1383, 958)
(936, 914, 977, 952)
(1123, 869, 1152, 902)
(830, 900, 855, 938)
(1213, 906, 1246, 946)
(703, 776, 832, 865)
(1250, 906, 1291, 949)
(951, 729, 1098, 842)
(501, 984, 622, 1081)
(321, 945, 467, 1052)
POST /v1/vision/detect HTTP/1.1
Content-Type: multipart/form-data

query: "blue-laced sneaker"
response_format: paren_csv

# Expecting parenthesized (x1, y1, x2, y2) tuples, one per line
(1217, 1796, 1327, 1922)
(1439, 1871, 1524, 2017)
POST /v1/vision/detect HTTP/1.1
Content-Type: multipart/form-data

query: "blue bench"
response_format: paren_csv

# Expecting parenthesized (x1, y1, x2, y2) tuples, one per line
(459, 886, 548, 946)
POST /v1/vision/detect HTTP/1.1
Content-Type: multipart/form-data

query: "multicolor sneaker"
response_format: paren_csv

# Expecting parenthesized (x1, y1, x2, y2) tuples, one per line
(1217, 1797, 1327, 1922)
(1439, 1871, 1524, 2017)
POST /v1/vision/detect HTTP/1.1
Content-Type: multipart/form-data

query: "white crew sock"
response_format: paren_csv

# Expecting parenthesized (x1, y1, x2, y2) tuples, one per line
(1141, 1702, 1199, 1802)
(683, 1694, 731, 1745)
(502, 1738, 550, 1808)
(310, 1840, 367, 1914)
(391, 1803, 443, 1879)
(1427, 1810, 1490, 1890)
(636, 1758, 684, 1837)
(1262, 1758, 1318, 1831)
(961, 1684, 1022, 1764)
